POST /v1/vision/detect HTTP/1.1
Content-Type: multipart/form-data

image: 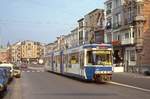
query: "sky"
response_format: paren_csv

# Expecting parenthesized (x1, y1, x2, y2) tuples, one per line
(0, 0, 105, 46)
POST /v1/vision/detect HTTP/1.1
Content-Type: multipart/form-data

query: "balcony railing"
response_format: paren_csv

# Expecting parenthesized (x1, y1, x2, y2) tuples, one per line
(121, 38, 134, 45)
(106, 9, 111, 15)
(134, 15, 146, 22)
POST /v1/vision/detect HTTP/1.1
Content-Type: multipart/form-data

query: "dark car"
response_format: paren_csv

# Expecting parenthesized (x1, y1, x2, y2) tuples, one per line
(144, 70, 150, 76)
(0, 69, 8, 92)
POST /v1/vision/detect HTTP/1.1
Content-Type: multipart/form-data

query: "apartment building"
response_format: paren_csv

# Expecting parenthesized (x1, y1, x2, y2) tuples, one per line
(105, 0, 150, 73)
(20, 40, 44, 63)
(84, 9, 105, 44)
(10, 42, 21, 63)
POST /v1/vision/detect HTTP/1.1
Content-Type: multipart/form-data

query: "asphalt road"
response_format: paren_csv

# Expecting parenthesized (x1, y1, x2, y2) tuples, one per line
(2, 70, 150, 99)
(112, 73, 150, 90)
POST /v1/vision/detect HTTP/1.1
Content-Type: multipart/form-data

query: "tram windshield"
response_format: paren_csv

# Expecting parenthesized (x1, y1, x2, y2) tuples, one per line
(86, 50, 112, 65)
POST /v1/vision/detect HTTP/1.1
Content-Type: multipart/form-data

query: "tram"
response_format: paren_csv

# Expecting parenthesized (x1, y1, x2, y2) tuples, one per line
(44, 44, 113, 82)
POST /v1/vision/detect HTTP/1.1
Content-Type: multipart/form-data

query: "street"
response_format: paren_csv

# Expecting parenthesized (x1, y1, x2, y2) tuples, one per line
(1, 67, 150, 99)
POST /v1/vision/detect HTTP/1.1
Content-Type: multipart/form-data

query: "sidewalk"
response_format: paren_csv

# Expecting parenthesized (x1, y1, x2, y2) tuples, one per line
(112, 72, 150, 90)
(113, 72, 150, 79)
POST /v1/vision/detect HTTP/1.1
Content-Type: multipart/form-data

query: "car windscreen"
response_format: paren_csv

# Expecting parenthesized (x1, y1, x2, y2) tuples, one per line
(0, 67, 11, 71)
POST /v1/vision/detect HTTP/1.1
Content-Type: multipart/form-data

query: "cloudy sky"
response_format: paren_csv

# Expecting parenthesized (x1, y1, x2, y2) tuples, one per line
(0, 0, 105, 46)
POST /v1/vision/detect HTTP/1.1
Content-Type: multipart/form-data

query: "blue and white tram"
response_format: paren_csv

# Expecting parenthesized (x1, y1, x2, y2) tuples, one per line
(45, 44, 113, 82)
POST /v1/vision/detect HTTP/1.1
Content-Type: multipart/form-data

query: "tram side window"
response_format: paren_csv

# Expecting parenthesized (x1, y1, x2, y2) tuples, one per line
(69, 53, 79, 65)
(56, 55, 61, 64)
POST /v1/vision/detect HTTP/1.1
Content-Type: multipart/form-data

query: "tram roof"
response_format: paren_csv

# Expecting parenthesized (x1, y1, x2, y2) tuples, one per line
(45, 44, 112, 55)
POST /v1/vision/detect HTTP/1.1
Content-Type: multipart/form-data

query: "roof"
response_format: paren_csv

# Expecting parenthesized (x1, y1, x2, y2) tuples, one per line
(104, 0, 112, 4)
(86, 9, 104, 15)
(77, 18, 84, 22)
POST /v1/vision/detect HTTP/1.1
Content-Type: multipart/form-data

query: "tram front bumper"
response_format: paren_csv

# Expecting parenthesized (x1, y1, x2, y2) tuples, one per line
(94, 73, 112, 81)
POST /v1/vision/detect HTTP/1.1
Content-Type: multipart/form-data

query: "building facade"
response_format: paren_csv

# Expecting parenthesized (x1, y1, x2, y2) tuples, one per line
(10, 40, 44, 63)
(10, 42, 21, 63)
(78, 18, 85, 45)
(21, 40, 44, 63)
(0, 48, 11, 63)
(105, 0, 150, 73)
(70, 28, 79, 47)
(84, 9, 105, 44)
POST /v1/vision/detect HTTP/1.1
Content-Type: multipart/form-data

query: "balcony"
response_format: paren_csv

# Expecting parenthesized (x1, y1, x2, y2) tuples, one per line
(121, 38, 134, 45)
(134, 15, 146, 22)
(106, 9, 111, 15)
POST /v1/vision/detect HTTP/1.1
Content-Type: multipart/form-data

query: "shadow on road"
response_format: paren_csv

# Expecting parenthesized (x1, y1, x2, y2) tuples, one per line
(0, 89, 9, 99)
(47, 71, 110, 85)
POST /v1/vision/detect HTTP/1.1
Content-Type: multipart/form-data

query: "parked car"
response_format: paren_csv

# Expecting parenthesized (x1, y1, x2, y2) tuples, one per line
(0, 63, 14, 80)
(0, 67, 11, 82)
(0, 69, 8, 92)
(13, 66, 21, 78)
(144, 70, 150, 76)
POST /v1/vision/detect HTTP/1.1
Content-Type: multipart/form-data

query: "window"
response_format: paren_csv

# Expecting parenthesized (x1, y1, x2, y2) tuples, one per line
(128, 7, 132, 23)
(57, 55, 61, 64)
(69, 53, 79, 64)
(114, 13, 121, 28)
(116, 13, 121, 25)
(117, 34, 121, 41)
(79, 22, 83, 28)
(113, 34, 118, 41)
(115, 0, 121, 8)
(107, 3, 112, 9)
(132, 32, 134, 38)
(86, 50, 112, 65)
(125, 33, 129, 39)
(130, 50, 135, 61)
(106, 3, 112, 14)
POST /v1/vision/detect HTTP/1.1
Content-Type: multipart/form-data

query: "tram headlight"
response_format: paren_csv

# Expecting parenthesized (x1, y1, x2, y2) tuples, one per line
(95, 71, 99, 74)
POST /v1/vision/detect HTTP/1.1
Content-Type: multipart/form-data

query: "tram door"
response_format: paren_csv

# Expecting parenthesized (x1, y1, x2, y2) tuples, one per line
(60, 51, 64, 74)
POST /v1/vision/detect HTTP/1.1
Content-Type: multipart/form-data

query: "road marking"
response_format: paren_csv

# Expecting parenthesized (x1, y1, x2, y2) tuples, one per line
(136, 76, 150, 79)
(109, 81, 150, 92)
(27, 71, 30, 72)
